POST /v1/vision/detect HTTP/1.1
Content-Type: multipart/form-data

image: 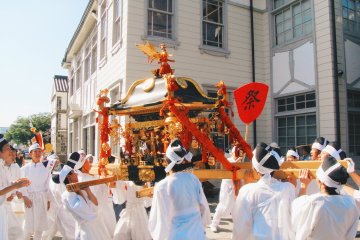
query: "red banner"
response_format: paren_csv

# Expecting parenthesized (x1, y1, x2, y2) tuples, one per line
(234, 82, 268, 124)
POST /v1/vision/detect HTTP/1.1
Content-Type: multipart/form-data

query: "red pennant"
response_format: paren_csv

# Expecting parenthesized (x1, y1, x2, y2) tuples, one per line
(234, 82, 269, 124)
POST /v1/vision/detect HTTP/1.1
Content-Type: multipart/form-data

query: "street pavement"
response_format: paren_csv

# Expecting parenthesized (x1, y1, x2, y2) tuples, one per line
(14, 183, 360, 239)
(205, 192, 233, 240)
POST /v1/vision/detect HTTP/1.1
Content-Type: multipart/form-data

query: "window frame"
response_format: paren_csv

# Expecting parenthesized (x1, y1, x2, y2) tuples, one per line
(200, 0, 230, 57)
(276, 92, 316, 113)
(75, 57, 82, 91)
(272, 0, 313, 46)
(147, 0, 174, 39)
(99, 0, 108, 64)
(112, 0, 123, 52)
(277, 113, 317, 153)
(342, 0, 360, 36)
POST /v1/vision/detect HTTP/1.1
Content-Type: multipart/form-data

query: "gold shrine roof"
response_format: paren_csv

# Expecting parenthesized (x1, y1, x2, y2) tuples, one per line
(109, 76, 217, 121)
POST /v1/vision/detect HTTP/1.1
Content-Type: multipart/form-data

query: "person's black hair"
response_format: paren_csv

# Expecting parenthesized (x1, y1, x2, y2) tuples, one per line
(0, 134, 8, 152)
(52, 174, 60, 184)
(288, 146, 296, 151)
(133, 180, 144, 186)
(255, 142, 280, 170)
(314, 137, 329, 146)
(171, 162, 194, 172)
(324, 186, 339, 195)
(66, 152, 80, 169)
(322, 156, 349, 185)
(52, 171, 70, 185)
(108, 155, 116, 164)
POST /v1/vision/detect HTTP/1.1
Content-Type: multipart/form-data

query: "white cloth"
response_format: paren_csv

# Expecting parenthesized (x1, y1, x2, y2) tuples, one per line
(149, 172, 211, 240)
(20, 161, 53, 233)
(232, 175, 295, 240)
(1, 162, 23, 239)
(211, 156, 239, 227)
(0, 204, 8, 240)
(113, 181, 152, 240)
(62, 190, 111, 240)
(78, 172, 116, 238)
(292, 193, 359, 240)
(42, 179, 76, 240)
(0, 159, 9, 240)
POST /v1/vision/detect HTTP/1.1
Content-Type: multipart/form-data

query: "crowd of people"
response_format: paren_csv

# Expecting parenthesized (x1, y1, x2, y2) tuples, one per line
(1, 133, 360, 239)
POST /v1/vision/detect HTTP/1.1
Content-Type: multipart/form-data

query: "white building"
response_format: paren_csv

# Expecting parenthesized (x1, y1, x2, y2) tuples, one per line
(50, 75, 69, 162)
(62, 0, 360, 159)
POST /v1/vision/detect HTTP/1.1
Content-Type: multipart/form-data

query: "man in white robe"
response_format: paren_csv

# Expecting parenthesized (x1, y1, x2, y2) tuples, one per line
(209, 146, 243, 232)
(306, 137, 329, 194)
(113, 180, 152, 240)
(20, 143, 54, 240)
(1, 144, 24, 240)
(57, 164, 111, 240)
(42, 154, 77, 240)
(0, 134, 30, 240)
(149, 139, 211, 240)
(292, 156, 359, 240)
(232, 142, 295, 240)
(76, 155, 116, 238)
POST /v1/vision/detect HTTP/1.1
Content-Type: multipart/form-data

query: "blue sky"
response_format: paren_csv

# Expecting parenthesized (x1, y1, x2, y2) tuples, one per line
(0, 1, 88, 127)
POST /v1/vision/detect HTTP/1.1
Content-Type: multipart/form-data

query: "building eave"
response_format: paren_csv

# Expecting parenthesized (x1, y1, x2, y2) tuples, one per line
(62, 0, 97, 68)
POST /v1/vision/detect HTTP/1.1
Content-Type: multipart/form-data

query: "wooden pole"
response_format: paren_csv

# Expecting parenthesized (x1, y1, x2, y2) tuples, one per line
(66, 176, 117, 192)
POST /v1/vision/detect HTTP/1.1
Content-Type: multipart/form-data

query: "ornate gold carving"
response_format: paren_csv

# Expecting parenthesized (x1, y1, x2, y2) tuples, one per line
(139, 168, 155, 182)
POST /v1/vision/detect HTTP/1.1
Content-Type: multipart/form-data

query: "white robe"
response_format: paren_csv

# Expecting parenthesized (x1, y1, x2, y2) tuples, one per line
(1, 162, 23, 240)
(0, 159, 9, 240)
(42, 179, 76, 240)
(113, 181, 152, 240)
(149, 172, 211, 240)
(20, 161, 53, 233)
(62, 190, 111, 240)
(78, 172, 116, 238)
(232, 175, 295, 240)
(211, 156, 239, 227)
(292, 193, 359, 240)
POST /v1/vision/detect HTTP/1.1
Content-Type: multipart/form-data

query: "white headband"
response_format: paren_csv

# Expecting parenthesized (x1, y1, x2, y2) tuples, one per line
(165, 145, 193, 173)
(74, 157, 86, 170)
(252, 146, 284, 175)
(59, 165, 73, 184)
(316, 162, 343, 193)
(0, 137, 4, 143)
(322, 145, 343, 160)
(312, 138, 327, 151)
(286, 150, 299, 159)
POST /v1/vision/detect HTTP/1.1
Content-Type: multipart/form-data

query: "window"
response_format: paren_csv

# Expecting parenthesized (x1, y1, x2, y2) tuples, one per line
(202, 0, 224, 48)
(147, 0, 173, 38)
(277, 114, 316, 153)
(348, 90, 360, 108)
(273, 0, 312, 45)
(100, 0, 107, 60)
(343, 0, 360, 34)
(113, 0, 122, 45)
(56, 97, 62, 110)
(69, 70, 74, 95)
(277, 92, 315, 113)
(75, 59, 82, 91)
(91, 32, 97, 74)
(348, 90, 360, 155)
(84, 45, 91, 81)
(349, 112, 360, 155)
